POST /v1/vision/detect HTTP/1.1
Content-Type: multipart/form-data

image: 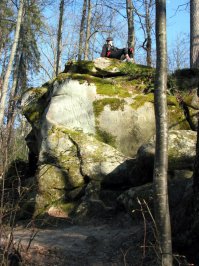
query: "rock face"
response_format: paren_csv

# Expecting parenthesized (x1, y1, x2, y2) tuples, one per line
(132, 130, 197, 185)
(36, 126, 135, 214)
(117, 178, 192, 223)
(21, 58, 198, 218)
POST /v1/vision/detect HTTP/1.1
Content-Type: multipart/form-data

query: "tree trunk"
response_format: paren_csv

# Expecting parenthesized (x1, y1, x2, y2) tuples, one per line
(145, 0, 153, 66)
(154, 0, 173, 265)
(91, 31, 97, 60)
(84, 0, 91, 60)
(193, 118, 199, 189)
(19, 51, 27, 90)
(56, 0, 65, 76)
(126, 0, 135, 57)
(78, 0, 87, 61)
(0, 0, 24, 128)
(0, 47, 9, 100)
(193, 86, 199, 218)
(190, 0, 199, 68)
(6, 56, 20, 148)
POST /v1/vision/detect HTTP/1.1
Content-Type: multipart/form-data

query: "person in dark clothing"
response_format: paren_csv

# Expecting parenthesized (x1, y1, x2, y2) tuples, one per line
(101, 37, 134, 62)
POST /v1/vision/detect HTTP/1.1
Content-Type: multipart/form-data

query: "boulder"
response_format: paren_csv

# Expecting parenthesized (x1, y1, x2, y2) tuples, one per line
(133, 130, 196, 185)
(22, 59, 191, 158)
(20, 59, 198, 218)
(117, 178, 192, 220)
(118, 178, 194, 243)
(35, 126, 136, 214)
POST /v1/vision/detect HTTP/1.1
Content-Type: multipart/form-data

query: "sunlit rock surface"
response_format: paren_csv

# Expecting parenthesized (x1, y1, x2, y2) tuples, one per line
(21, 58, 198, 217)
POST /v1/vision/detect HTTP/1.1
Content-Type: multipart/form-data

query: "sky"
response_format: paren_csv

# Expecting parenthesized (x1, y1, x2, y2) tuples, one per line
(32, 0, 190, 86)
(166, 0, 189, 47)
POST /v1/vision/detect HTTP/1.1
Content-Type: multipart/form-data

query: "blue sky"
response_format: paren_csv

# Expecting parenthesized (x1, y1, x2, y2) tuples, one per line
(167, 0, 189, 46)
(34, 0, 190, 85)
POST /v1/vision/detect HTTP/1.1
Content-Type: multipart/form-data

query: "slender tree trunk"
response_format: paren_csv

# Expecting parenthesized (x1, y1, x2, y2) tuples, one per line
(84, 0, 91, 60)
(190, 0, 199, 68)
(193, 85, 199, 218)
(193, 117, 199, 189)
(56, 0, 65, 76)
(91, 32, 97, 60)
(126, 0, 135, 58)
(154, 0, 173, 265)
(19, 52, 27, 90)
(0, 78, 2, 99)
(6, 56, 20, 148)
(78, 0, 87, 61)
(145, 0, 152, 66)
(0, 47, 9, 100)
(0, 0, 24, 128)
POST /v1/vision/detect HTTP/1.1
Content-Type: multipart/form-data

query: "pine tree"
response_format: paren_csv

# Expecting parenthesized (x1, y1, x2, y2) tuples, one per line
(0, 0, 14, 54)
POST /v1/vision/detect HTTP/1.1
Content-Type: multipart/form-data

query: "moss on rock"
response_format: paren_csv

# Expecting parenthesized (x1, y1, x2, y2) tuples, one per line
(119, 63, 155, 79)
(59, 202, 77, 214)
(22, 86, 49, 126)
(45, 128, 85, 188)
(63, 60, 95, 75)
(95, 127, 116, 148)
(38, 165, 67, 190)
(35, 163, 83, 216)
(56, 72, 71, 83)
(168, 105, 190, 130)
(92, 98, 125, 147)
(54, 60, 158, 98)
(93, 98, 125, 117)
(130, 93, 154, 110)
(62, 73, 131, 97)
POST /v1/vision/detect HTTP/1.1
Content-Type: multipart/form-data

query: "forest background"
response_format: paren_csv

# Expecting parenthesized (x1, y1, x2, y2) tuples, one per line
(0, 1, 198, 264)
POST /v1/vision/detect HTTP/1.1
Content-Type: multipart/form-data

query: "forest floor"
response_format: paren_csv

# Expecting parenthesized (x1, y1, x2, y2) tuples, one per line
(2, 212, 163, 266)
(2, 206, 196, 266)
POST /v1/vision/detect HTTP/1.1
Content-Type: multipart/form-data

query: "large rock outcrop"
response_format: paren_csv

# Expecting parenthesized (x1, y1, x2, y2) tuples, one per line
(21, 58, 198, 218)
(131, 130, 197, 185)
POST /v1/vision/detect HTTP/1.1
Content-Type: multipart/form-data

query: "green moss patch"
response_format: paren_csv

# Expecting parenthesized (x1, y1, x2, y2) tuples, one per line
(23, 86, 48, 96)
(117, 63, 155, 93)
(22, 86, 49, 126)
(92, 98, 122, 147)
(131, 93, 181, 111)
(76, 60, 95, 73)
(49, 125, 117, 163)
(131, 93, 154, 110)
(167, 95, 179, 106)
(63, 60, 95, 75)
(93, 98, 125, 117)
(56, 72, 71, 83)
(119, 63, 155, 79)
(56, 202, 77, 214)
(95, 127, 116, 147)
(61, 73, 131, 97)
(168, 106, 190, 130)
(49, 125, 81, 139)
(56, 61, 156, 96)
(96, 81, 130, 97)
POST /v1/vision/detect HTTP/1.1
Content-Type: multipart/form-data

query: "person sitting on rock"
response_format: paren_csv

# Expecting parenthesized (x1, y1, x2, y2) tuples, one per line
(101, 37, 134, 62)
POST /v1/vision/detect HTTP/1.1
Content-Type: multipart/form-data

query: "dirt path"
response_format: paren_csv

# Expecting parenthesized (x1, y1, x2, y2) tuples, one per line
(5, 222, 155, 266)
